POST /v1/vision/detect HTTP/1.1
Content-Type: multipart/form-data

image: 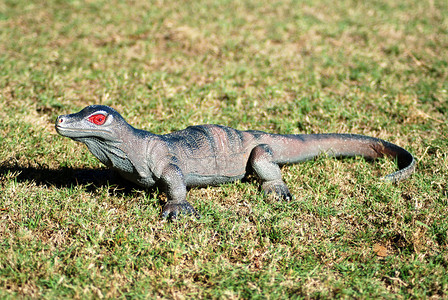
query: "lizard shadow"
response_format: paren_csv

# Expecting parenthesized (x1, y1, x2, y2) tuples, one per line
(0, 164, 263, 215)
(0, 163, 262, 203)
(0, 163, 144, 197)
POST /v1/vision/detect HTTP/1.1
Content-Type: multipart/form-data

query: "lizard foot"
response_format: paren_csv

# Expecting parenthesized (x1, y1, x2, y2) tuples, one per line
(161, 201, 201, 220)
(262, 180, 293, 201)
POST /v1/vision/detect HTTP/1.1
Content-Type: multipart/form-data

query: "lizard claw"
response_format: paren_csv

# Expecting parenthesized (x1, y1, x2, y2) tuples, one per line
(262, 180, 293, 201)
(162, 201, 201, 220)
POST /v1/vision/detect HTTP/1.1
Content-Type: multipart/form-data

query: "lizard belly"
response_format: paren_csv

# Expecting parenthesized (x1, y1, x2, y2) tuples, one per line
(184, 173, 245, 187)
(182, 156, 247, 187)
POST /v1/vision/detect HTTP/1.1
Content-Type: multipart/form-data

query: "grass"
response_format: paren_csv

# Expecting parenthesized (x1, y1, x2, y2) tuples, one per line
(0, 0, 447, 298)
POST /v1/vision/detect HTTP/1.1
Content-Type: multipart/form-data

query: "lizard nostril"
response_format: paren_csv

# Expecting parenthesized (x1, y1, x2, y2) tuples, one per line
(57, 116, 64, 124)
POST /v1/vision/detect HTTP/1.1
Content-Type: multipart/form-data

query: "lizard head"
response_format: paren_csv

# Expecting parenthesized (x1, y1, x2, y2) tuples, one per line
(55, 105, 130, 142)
(55, 105, 138, 170)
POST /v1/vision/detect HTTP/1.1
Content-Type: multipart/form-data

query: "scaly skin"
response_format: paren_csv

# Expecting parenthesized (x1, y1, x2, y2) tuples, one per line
(56, 105, 416, 219)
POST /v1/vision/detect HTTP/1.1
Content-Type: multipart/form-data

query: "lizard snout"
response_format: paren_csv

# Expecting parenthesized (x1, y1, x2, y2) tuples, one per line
(55, 115, 69, 131)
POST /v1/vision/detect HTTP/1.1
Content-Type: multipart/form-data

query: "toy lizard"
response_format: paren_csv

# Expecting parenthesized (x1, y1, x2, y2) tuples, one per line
(56, 105, 415, 218)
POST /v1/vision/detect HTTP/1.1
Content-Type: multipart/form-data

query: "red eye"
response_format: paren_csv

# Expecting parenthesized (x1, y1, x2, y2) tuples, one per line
(88, 114, 107, 125)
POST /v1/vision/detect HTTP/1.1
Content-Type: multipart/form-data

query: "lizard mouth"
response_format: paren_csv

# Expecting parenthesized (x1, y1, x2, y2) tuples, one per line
(55, 125, 114, 140)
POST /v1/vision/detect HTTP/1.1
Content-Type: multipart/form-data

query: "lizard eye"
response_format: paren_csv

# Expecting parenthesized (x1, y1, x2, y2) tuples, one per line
(88, 114, 107, 125)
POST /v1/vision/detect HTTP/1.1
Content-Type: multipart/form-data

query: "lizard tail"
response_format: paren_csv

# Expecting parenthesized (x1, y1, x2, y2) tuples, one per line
(268, 133, 415, 182)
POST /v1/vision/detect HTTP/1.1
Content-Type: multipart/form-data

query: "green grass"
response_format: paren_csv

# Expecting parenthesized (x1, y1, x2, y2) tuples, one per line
(1, 0, 447, 298)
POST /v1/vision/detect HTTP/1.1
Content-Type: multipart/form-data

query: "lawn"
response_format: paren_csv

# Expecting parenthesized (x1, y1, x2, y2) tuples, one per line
(0, 0, 447, 298)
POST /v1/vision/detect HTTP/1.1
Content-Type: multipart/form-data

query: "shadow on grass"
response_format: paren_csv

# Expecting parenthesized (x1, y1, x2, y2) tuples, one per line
(0, 162, 142, 196)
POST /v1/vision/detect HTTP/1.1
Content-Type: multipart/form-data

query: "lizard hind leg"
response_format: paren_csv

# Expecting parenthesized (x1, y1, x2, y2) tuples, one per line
(249, 144, 293, 201)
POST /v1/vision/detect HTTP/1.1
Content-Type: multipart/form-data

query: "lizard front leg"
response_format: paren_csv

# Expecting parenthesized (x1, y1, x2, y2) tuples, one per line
(249, 144, 292, 201)
(159, 163, 200, 219)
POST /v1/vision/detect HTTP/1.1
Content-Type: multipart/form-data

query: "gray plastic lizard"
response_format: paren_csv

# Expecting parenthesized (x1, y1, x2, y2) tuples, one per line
(56, 105, 415, 218)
